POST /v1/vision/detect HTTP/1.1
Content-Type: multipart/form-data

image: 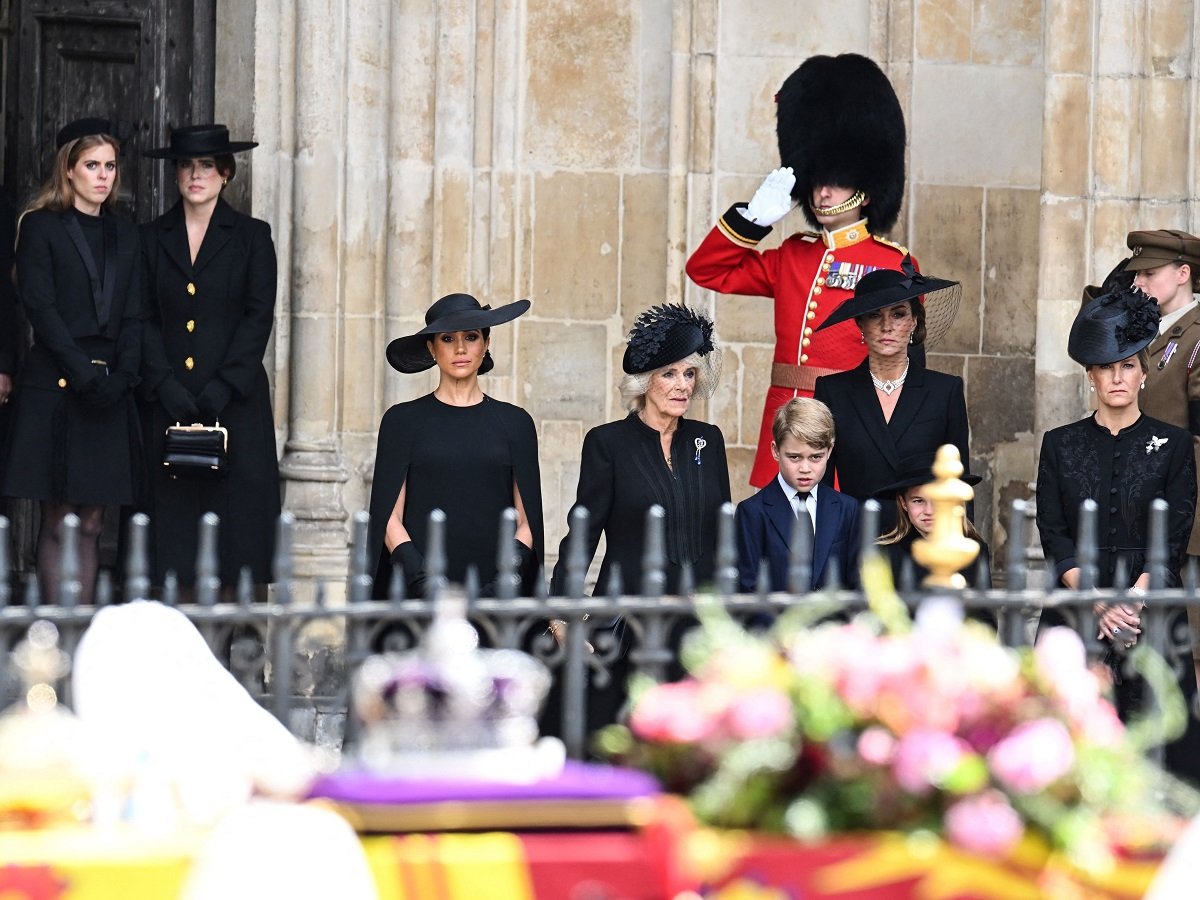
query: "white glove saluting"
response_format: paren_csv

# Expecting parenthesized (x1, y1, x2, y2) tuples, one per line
(744, 167, 797, 226)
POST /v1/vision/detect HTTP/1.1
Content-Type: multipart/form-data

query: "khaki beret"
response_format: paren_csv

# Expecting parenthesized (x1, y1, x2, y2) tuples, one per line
(1125, 229, 1200, 271)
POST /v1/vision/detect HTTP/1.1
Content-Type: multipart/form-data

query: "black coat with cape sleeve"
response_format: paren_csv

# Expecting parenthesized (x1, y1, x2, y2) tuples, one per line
(367, 393, 544, 597)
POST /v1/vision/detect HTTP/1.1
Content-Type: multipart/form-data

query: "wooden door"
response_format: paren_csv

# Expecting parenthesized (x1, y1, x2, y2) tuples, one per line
(1, 0, 215, 582)
(6, 0, 214, 217)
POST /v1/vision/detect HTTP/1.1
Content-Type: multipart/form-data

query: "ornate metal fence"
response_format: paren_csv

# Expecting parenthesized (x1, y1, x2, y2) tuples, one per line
(0, 496, 1197, 762)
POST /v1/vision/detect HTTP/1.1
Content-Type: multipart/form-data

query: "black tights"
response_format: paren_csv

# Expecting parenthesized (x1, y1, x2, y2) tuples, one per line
(37, 502, 103, 604)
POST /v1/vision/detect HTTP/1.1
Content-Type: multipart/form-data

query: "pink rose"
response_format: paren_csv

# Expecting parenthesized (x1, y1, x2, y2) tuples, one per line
(1034, 627, 1087, 683)
(892, 728, 971, 795)
(945, 790, 1023, 856)
(857, 726, 898, 765)
(988, 718, 1075, 793)
(629, 680, 717, 744)
(725, 687, 794, 740)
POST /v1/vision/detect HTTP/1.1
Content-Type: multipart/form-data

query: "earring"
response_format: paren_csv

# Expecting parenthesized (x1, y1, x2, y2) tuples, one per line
(859, 331, 864, 345)
(222, 178, 228, 187)
(909, 333, 914, 344)
(1088, 383, 1095, 392)
(1141, 382, 1146, 390)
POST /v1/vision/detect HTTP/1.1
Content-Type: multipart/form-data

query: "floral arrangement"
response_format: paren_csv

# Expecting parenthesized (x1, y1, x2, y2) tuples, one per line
(598, 559, 1194, 869)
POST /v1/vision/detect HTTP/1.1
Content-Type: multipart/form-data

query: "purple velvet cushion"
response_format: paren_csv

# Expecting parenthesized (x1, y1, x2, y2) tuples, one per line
(308, 760, 660, 806)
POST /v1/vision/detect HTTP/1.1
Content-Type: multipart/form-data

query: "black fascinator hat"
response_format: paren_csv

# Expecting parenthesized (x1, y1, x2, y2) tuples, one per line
(1068, 285, 1160, 367)
(816, 256, 961, 347)
(622, 304, 722, 397)
(386, 292, 530, 374)
(623, 304, 715, 373)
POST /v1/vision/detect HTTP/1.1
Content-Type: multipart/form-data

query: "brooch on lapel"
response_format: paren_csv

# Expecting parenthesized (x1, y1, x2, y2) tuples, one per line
(694, 437, 706, 465)
(1146, 435, 1169, 454)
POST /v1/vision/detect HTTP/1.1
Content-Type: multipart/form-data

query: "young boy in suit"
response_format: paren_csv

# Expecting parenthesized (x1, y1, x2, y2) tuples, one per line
(735, 398, 861, 592)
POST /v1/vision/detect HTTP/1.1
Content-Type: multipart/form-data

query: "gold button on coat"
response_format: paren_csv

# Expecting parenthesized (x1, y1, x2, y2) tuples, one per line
(187, 283, 196, 296)
(57, 378, 67, 389)
(813, 286, 822, 295)
(800, 353, 809, 363)
(807, 310, 816, 320)
(184, 357, 195, 370)
(802, 338, 811, 347)
(186, 319, 195, 333)
(803, 327, 813, 336)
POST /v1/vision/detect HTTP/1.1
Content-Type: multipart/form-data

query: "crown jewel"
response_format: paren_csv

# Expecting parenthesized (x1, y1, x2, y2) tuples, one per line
(352, 596, 560, 779)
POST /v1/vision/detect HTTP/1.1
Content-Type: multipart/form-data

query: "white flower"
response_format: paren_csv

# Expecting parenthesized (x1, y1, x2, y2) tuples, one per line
(1146, 435, 1168, 454)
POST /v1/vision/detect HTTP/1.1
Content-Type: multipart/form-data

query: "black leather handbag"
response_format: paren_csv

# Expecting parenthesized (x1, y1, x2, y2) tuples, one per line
(162, 422, 229, 477)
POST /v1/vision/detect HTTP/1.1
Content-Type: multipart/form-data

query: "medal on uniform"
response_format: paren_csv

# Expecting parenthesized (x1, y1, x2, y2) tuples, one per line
(1159, 340, 1177, 370)
(826, 262, 881, 290)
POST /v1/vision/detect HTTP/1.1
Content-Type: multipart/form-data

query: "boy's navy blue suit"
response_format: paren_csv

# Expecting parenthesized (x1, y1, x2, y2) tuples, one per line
(735, 477, 861, 592)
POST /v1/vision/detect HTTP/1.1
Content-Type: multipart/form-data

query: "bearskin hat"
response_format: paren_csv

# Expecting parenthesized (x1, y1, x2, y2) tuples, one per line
(776, 53, 906, 234)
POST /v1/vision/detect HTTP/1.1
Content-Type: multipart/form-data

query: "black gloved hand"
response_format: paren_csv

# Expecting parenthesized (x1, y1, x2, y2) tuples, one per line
(389, 541, 427, 598)
(158, 378, 201, 422)
(78, 372, 131, 409)
(482, 540, 536, 598)
(196, 378, 233, 420)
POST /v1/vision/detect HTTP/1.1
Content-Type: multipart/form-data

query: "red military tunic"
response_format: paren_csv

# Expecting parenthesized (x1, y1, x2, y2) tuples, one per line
(686, 204, 914, 487)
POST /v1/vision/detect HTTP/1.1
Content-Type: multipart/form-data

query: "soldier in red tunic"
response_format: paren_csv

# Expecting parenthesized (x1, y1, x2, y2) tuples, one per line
(686, 54, 914, 487)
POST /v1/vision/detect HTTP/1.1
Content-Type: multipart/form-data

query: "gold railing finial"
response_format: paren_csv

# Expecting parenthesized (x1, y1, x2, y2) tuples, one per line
(911, 444, 979, 589)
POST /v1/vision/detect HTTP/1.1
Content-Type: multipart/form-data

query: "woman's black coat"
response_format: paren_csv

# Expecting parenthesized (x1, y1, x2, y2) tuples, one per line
(814, 359, 971, 503)
(0, 207, 144, 504)
(139, 198, 281, 585)
(549, 414, 731, 596)
(1036, 414, 1196, 588)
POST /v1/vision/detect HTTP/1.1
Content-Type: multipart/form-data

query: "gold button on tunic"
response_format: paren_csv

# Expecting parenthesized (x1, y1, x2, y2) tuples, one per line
(187, 283, 196, 296)
(184, 357, 195, 371)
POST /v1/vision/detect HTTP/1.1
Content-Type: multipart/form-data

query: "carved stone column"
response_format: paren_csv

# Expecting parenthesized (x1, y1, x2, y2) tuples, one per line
(277, 0, 350, 577)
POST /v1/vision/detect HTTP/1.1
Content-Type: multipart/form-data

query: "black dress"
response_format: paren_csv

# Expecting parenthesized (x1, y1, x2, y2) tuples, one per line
(1, 207, 143, 505)
(1036, 413, 1195, 588)
(550, 413, 731, 595)
(366, 393, 545, 596)
(139, 199, 281, 585)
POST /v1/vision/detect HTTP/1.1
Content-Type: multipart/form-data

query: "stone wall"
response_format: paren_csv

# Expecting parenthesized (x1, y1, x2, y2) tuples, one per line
(214, 0, 1200, 581)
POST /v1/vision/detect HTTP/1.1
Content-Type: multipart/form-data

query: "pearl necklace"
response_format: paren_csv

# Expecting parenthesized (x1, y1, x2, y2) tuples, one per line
(870, 360, 909, 396)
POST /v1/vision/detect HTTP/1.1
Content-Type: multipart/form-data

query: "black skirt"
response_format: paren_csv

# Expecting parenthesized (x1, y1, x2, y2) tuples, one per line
(0, 350, 142, 506)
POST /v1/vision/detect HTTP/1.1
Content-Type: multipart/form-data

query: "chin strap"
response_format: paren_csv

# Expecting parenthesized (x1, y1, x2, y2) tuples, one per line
(811, 190, 866, 218)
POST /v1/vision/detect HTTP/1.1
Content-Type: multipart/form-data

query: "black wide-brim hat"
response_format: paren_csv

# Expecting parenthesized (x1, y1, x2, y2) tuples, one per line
(145, 124, 258, 159)
(873, 452, 981, 498)
(1068, 284, 1160, 367)
(386, 292, 530, 374)
(815, 255, 961, 346)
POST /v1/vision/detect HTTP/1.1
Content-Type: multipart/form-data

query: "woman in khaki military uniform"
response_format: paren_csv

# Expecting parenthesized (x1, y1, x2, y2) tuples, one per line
(1123, 228, 1200, 784)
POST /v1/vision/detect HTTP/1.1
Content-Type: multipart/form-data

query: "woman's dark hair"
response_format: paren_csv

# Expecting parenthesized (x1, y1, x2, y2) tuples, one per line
(909, 298, 927, 345)
(215, 154, 237, 183)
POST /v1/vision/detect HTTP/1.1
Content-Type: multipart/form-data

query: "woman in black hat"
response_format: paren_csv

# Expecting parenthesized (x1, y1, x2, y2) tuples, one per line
(139, 124, 280, 588)
(549, 304, 730, 598)
(367, 293, 543, 598)
(875, 452, 990, 589)
(1037, 285, 1195, 633)
(0, 118, 144, 603)
(812, 257, 967, 533)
